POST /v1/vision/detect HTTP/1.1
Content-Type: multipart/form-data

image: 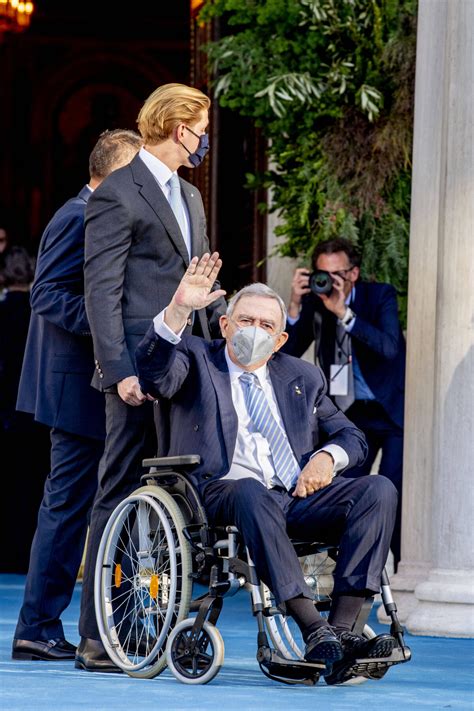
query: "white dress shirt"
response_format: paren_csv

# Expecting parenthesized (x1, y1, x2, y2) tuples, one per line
(153, 310, 349, 488)
(138, 147, 191, 258)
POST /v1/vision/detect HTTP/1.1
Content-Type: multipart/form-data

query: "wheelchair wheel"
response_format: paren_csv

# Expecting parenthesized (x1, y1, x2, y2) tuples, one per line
(263, 550, 375, 662)
(95, 485, 192, 679)
(166, 619, 225, 685)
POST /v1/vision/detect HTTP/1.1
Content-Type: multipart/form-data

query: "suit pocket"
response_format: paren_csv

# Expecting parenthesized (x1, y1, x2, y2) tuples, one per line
(51, 354, 95, 375)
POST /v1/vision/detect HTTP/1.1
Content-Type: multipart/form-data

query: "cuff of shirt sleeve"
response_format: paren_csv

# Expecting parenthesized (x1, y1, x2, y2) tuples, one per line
(153, 309, 185, 344)
(310, 444, 349, 475)
(339, 307, 356, 331)
(345, 315, 356, 332)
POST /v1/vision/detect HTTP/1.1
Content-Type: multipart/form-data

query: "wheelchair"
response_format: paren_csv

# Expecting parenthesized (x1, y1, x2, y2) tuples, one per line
(94, 455, 411, 686)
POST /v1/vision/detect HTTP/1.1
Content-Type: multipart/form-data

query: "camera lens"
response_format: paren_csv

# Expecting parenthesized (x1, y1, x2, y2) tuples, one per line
(309, 270, 333, 295)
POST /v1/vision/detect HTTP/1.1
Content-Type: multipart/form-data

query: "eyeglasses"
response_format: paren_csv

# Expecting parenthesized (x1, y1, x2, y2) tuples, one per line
(231, 316, 281, 336)
(323, 267, 354, 280)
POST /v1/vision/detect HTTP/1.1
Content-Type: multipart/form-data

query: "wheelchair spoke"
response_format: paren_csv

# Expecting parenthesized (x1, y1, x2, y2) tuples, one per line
(95, 488, 192, 678)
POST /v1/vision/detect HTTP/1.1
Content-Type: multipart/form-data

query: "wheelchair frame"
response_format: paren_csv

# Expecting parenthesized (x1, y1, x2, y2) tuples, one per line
(94, 455, 411, 685)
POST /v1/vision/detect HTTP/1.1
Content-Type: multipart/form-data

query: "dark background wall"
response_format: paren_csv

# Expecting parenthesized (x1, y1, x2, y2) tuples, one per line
(0, 0, 266, 292)
(0, 1, 267, 571)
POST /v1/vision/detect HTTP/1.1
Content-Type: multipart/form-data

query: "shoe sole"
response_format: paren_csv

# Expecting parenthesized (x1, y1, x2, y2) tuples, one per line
(305, 639, 344, 663)
(325, 639, 400, 685)
(12, 651, 75, 661)
(74, 658, 122, 673)
(366, 637, 396, 658)
(326, 658, 393, 685)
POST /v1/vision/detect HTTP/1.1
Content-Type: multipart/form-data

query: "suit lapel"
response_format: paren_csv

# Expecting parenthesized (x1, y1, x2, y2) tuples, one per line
(205, 348, 309, 468)
(180, 179, 204, 258)
(268, 357, 308, 461)
(352, 280, 367, 316)
(130, 157, 190, 268)
(204, 345, 238, 466)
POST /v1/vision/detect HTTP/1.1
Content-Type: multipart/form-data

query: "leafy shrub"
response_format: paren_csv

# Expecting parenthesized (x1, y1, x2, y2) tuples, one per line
(200, 0, 417, 324)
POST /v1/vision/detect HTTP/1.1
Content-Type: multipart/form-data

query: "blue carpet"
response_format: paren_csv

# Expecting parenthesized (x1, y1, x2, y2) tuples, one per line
(1, 574, 473, 710)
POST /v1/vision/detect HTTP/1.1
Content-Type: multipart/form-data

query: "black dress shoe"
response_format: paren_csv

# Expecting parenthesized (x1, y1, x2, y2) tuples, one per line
(324, 632, 396, 686)
(74, 637, 122, 673)
(304, 625, 344, 663)
(12, 638, 77, 661)
(338, 631, 396, 659)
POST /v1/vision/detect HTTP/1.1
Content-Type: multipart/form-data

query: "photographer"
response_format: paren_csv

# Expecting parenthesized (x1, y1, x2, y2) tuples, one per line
(282, 237, 406, 571)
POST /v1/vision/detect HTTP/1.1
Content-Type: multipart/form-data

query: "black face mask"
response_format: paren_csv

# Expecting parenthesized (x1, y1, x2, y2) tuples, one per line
(181, 125, 210, 167)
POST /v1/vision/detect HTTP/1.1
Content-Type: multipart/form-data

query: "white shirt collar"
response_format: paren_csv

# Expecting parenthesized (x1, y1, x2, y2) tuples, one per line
(138, 146, 173, 188)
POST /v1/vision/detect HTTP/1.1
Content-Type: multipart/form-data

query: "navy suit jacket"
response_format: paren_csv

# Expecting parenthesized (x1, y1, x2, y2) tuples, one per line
(136, 328, 367, 493)
(282, 281, 406, 428)
(16, 186, 105, 440)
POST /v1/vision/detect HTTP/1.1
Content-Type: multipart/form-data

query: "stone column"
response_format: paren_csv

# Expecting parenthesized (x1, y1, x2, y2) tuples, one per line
(389, 0, 474, 636)
(266, 209, 314, 364)
(266, 210, 298, 307)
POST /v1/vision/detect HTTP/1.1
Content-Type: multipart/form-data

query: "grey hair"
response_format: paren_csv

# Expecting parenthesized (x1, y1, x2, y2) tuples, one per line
(226, 283, 287, 331)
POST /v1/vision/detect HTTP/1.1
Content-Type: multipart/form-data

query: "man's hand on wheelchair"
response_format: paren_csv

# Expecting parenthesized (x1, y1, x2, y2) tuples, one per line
(293, 451, 334, 498)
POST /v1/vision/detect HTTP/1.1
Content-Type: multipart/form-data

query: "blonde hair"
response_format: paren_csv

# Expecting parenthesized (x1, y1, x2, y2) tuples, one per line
(137, 83, 210, 144)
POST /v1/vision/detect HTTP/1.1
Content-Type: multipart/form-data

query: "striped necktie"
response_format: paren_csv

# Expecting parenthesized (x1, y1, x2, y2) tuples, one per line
(239, 372, 299, 490)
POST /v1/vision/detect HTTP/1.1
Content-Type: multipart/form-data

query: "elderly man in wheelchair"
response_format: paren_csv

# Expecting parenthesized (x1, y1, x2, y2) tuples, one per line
(93, 253, 411, 686)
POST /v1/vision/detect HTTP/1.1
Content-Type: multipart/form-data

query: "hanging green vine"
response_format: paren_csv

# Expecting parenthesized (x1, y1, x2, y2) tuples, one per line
(200, 0, 417, 324)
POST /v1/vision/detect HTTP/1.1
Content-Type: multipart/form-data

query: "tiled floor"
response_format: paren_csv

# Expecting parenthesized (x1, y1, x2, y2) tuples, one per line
(1, 574, 473, 710)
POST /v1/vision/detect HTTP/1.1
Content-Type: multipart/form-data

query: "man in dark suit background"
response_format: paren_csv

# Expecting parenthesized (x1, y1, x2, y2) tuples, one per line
(135, 253, 398, 685)
(76, 84, 226, 672)
(12, 130, 142, 662)
(282, 238, 406, 570)
(0, 246, 48, 574)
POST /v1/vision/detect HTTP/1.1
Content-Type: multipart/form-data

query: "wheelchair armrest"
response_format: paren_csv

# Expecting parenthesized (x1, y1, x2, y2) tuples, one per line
(142, 454, 201, 470)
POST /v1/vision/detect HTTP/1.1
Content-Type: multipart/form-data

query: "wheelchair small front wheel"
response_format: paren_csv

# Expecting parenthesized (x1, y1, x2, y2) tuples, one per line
(166, 619, 224, 685)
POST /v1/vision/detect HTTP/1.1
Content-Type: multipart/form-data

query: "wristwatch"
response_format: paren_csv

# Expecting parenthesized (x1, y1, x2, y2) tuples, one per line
(340, 307, 355, 327)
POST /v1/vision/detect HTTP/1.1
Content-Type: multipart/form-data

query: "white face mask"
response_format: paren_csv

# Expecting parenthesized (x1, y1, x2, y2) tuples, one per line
(231, 325, 276, 367)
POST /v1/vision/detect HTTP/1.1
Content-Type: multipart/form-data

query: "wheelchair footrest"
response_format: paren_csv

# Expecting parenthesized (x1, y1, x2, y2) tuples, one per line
(257, 648, 324, 686)
(324, 645, 412, 684)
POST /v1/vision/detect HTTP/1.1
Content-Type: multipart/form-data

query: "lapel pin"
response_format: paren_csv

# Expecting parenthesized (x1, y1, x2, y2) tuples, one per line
(295, 385, 302, 395)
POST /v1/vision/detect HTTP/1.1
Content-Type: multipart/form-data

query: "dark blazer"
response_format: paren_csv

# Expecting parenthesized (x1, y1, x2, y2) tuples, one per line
(16, 186, 105, 439)
(282, 281, 406, 428)
(136, 328, 368, 493)
(84, 154, 225, 391)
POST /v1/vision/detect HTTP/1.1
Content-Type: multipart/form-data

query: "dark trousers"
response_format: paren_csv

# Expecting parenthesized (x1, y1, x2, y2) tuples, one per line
(203, 475, 397, 607)
(78, 393, 157, 640)
(14, 428, 103, 641)
(342, 400, 403, 568)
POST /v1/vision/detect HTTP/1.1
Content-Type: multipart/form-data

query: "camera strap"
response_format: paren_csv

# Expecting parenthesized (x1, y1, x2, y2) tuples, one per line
(330, 292, 355, 410)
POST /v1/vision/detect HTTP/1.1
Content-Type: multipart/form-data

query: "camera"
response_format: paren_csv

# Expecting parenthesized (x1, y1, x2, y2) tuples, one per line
(309, 270, 333, 296)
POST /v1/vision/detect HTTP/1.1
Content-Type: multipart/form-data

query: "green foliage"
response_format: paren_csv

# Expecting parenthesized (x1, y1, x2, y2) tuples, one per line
(200, 0, 417, 326)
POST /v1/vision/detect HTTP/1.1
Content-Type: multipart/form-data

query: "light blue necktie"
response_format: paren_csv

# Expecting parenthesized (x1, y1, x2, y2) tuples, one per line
(239, 372, 299, 490)
(167, 173, 186, 239)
